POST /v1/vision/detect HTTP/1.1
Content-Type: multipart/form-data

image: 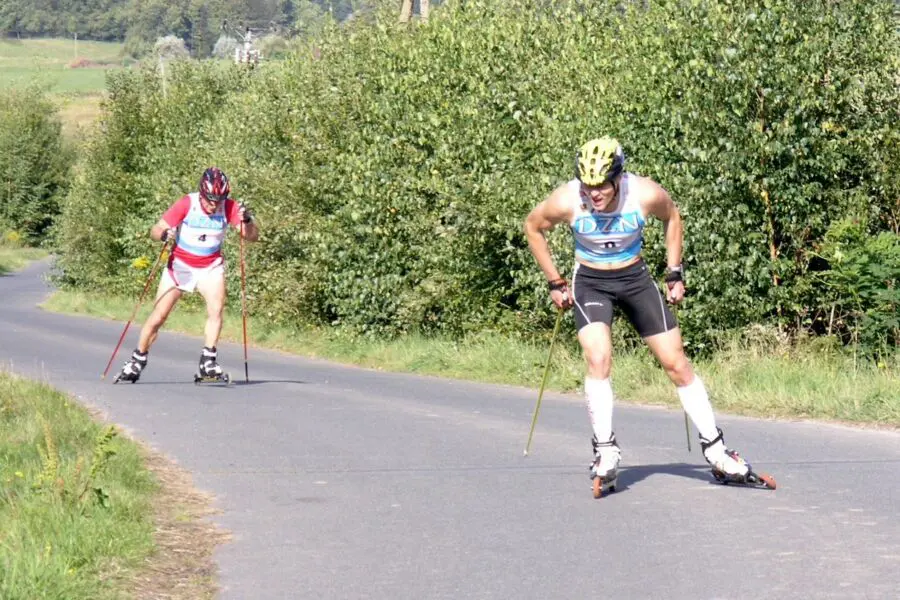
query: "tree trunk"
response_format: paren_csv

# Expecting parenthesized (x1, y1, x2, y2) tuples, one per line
(398, 0, 413, 23)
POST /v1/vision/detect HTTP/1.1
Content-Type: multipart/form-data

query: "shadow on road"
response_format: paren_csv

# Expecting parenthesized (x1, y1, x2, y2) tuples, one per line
(108, 379, 309, 387)
(615, 462, 714, 492)
(233, 379, 309, 386)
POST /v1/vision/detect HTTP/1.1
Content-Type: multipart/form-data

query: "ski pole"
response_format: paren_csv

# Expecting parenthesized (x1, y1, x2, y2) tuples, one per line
(524, 307, 564, 457)
(684, 410, 692, 453)
(101, 241, 168, 379)
(239, 219, 250, 383)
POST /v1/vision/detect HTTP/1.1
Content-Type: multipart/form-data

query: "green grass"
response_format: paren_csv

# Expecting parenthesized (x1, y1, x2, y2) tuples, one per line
(0, 64, 113, 95)
(0, 38, 124, 64)
(0, 371, 157, 599)
(0, 246, 48, 275)
(0, 38, 126, 95)
(55, 94, 106, 141)
(42, 290, 900, 427)
(0, 38, 128, 139)
(0, 39, 123, 94)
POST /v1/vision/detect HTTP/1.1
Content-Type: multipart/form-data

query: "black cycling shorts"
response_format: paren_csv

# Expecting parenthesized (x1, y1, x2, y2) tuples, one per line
(572, 259, 678, 337)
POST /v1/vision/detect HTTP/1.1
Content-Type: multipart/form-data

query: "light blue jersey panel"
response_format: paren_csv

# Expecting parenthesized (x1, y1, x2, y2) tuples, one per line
(567, 175, 646, 264)
(175, 193, 229, 257)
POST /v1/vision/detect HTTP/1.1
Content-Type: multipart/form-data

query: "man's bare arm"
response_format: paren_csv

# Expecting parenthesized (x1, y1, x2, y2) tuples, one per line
(642, 181, 683, 270)
(524, 185, 574, 282)
(150, 219, 175, 243)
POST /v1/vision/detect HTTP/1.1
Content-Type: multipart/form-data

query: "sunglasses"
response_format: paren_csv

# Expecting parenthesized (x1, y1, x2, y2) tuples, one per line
(201, 193, 229, 203)
(580, 181, 615, 193)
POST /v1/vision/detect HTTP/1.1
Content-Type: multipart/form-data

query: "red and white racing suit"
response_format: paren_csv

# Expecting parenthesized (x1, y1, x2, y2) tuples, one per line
(159, 193, 242, 292)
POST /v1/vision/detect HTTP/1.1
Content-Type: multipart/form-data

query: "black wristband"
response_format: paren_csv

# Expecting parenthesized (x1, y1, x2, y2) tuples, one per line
(548, 278, 568, 292)
(664, 267, 683, 284)
(161, 230, 169, 243)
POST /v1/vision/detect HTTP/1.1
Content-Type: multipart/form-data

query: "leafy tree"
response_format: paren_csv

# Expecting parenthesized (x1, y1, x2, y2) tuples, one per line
(55, 0, 900, 356)
(0, 86, 73, 243)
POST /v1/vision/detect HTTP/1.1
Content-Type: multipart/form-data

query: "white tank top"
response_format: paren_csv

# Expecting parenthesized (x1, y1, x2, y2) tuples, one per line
(567, 174, 646, 264)
(175, 192, 229, 259)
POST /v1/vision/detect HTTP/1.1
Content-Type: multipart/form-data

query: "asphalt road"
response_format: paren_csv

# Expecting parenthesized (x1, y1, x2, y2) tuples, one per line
(2, 259, 899, 600)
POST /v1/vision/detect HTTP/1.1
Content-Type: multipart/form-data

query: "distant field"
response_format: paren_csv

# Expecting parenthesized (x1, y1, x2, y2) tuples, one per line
(0, 38, 128, 138)
(0, 38, 126, 94)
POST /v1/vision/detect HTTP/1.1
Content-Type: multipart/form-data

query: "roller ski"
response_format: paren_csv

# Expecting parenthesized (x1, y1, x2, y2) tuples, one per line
(193, 346, 231, 385)
(589, 433, 621, 499)
(700, 428, 776, 490)
(113, 350, 148, 384)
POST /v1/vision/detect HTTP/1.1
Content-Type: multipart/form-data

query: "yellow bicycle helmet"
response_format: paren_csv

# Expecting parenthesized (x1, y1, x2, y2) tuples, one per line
(575, 137, 625, 186)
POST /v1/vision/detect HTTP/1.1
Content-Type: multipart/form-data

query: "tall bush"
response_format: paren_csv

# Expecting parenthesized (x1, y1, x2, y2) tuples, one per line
(54, 62, 252, 292)
(0, 86, 73, 243)
(55, 0, 900, 355)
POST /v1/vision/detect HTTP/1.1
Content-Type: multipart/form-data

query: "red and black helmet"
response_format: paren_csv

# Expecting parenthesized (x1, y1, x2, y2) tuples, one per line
(199, 167, 231, 202)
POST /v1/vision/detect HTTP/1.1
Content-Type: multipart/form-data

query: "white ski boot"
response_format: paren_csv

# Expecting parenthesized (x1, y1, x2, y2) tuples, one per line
(589, 433, 621, 498)
(700, 428, 776, 489)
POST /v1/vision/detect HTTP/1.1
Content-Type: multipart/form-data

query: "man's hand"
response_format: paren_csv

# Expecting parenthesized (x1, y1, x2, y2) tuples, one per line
(664, 267, 685, 304)
(160, 228, 177, 244)
(549, 278, 574, 310)
(666, 280, 685, 304)
(239, 202, 254, 224)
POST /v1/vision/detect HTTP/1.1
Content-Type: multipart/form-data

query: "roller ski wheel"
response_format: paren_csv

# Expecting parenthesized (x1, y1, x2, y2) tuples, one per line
(193, 372, 231, 386)
(591, 475, 617, 499)
(712, 468, 777, 490)
(112, 373, 137, 384)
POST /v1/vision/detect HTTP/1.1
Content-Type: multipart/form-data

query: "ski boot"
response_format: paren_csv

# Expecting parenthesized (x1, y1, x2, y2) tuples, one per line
(194, 346, 231, 385)
(700, 428, 776, 490)
(113, 350, 148, 384)
(589, 433, 621, 499)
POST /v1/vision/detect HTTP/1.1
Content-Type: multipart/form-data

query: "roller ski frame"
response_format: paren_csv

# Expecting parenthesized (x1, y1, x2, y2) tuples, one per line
(113, 372, 137, 384)
(193, 372, 232, 386)
(711, 463, 777, 490)
(702, 428, 776, 490)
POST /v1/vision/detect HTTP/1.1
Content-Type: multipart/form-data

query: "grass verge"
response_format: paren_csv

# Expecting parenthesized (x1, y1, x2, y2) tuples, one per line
(42, 290, 900, 427)
(0, 370, 224, 599)
(0, 246, 48, 275)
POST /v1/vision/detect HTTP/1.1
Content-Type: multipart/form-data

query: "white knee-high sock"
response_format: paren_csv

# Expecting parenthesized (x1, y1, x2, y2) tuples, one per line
(585, 377, 614, 442)
(676, 376, 719, 442)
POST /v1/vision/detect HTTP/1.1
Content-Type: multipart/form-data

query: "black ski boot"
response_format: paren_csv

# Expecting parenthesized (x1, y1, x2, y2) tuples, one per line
(113, 350, 148, 384)
(194, 346, 230, 384)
